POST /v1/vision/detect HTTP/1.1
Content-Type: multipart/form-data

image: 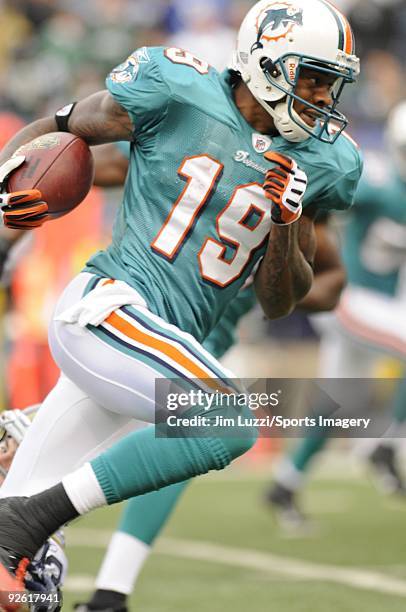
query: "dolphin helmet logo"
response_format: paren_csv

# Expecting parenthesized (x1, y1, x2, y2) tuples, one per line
(251, 2, 303, 52)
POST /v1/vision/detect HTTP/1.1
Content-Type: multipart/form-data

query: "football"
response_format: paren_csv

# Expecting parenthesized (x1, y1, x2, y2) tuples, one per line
(8, 132, 94, 219)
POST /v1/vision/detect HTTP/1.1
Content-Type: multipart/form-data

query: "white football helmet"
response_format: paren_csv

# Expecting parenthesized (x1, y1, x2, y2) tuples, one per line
(233, 0, 360, 143)
(386, 102, 406, 181)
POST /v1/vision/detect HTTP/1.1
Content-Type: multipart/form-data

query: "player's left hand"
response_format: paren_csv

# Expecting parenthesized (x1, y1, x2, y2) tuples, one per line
(263, 152, 307, 225)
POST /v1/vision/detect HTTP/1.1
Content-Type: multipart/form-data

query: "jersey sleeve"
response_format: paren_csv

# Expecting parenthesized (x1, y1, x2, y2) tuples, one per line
(313, 141, 364, 212)
(106, 47, 171, 138)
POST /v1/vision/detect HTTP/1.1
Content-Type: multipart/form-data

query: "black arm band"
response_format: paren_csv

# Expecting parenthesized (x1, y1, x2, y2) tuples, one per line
(55, 102, 77, 132)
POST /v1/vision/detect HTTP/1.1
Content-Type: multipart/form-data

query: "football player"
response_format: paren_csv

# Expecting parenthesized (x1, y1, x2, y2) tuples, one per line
(0, 1, 361, 607)
(267, 101, 406, 526)
(1, 139, 344, 610)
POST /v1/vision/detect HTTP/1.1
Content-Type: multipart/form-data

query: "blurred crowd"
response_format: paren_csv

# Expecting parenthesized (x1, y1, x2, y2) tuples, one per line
(0, 0, 405, 144)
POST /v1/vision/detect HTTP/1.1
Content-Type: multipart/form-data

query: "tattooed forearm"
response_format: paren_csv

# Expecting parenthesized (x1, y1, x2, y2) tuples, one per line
(69, 91, 133, 145)
(298, 214, 317, 266)
(254, 218, 314, 319)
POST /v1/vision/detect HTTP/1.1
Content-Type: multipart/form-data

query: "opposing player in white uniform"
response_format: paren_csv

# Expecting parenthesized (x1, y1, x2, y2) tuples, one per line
(0, 1, 361, 607)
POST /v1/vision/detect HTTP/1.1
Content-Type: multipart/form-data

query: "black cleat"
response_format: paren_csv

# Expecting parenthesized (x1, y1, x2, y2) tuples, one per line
(74, 590, 128, 612)
(0, 496, 38, 611)
(0, 488, 77, 611)
(265, 482, 306, 529)
(368, 445, 406, 495)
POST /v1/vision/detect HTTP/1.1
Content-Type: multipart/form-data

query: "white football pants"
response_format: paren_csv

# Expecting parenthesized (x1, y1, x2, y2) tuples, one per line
(1, 273, 234, 497)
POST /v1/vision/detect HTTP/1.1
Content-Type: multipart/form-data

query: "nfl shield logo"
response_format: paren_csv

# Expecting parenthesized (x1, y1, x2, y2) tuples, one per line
(252, 133, 272, 153)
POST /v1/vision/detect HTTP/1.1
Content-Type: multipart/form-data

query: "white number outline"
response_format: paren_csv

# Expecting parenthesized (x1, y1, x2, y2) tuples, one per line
(164, 47, 210, 75)
(151, 155, 223, 260)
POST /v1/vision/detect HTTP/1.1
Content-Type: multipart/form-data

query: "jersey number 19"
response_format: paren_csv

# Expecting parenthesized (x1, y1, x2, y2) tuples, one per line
(151, 155, 270, 287)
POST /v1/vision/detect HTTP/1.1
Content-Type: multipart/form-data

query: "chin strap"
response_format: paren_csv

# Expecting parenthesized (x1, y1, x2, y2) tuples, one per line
(271, 100, 311, 143)
(252, 92, 311, 143)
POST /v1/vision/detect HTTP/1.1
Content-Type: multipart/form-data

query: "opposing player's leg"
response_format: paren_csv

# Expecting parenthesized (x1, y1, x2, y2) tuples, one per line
(365, 376, 406, 494)
(266, 433, 328, 527)
(0, 273, 257, 606)
(75, 479, 189, 612)
(336, 288, 406, 492)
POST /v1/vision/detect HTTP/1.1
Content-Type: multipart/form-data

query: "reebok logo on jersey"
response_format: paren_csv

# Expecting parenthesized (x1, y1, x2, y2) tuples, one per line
(252, 133, 272, 153)
(234, 151, 267, 175)
(135, 47, 151, 63)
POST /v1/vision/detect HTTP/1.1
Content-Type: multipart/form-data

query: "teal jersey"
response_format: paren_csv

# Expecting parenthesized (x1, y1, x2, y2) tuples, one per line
(85, 46, 362, 342)
(114, 139, 256, 358)
(343, 155, 406, 296)
(202, 284, 256, 359)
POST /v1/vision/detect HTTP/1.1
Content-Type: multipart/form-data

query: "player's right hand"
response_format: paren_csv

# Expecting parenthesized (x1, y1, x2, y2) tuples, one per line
(263, 152, 307, 225)
(0, 155, 48, 229)
(0, 189, 48, 229)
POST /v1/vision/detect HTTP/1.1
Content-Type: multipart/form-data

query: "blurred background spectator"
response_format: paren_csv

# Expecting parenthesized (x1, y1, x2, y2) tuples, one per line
(0, 0, 404, 136)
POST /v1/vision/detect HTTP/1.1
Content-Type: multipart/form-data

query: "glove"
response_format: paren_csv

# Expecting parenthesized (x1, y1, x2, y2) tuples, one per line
(0, 156, 48, 230)
(1, 190, 48, 229)
(263, 152, 307, 225)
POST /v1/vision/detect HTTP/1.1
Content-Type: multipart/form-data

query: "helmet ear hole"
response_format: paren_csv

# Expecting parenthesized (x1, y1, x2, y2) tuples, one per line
(259, 57, 281, 79)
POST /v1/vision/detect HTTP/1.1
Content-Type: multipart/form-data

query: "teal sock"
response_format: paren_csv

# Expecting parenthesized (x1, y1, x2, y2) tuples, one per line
(91, 417, 257, 504)
(119, 481, 189, 545)
(291, 433, 329, 472)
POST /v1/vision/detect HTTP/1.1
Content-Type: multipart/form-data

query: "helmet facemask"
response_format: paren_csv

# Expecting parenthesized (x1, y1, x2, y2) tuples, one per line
(256, 52, 359, 144)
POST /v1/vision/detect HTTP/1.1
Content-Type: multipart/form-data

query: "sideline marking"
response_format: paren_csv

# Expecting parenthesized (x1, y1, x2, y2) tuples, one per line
(66, 529, 406, 597)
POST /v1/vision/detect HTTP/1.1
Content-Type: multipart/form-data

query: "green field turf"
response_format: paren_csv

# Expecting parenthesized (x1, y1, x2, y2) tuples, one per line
(63, 464, 406, 611)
